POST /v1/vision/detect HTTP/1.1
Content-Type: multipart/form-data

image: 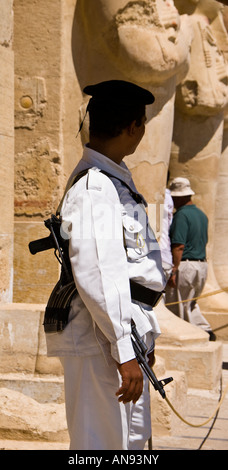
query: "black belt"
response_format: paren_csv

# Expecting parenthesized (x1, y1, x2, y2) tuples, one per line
(130, 280, 163, 308)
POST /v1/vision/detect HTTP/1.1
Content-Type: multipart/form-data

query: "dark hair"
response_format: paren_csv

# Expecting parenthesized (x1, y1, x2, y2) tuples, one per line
(87, 98, 145, 139)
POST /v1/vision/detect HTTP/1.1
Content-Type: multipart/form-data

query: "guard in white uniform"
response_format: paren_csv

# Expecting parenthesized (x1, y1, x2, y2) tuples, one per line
(45, 81, 166, 450)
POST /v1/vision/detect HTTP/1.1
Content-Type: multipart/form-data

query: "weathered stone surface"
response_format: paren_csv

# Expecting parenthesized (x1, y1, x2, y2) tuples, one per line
(13, 221, 59, 304)
(0, 388, 68, 442)
(0, 0, 13, 47)
(0, 44, 14, 303)
(15, 76, 47, 130)
(0, 373, 64, 404)
(156, 341, 223, 390)
(0, 304, 42, 374)
(155, 301, 223, 389)
(14, 139, 61, 218)
(170, 0, 228, 314)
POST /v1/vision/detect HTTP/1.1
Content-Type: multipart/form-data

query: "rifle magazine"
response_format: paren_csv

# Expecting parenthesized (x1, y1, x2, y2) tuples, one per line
(43, 280, 77, 332)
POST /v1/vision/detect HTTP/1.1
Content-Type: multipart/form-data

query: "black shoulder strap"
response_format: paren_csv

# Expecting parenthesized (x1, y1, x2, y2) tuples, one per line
(56, 169, 90, 216)
(100, 170, 145, 205)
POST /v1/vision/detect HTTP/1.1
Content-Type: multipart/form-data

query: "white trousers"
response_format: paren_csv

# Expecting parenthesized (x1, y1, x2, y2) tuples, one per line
(165, 260, 211, 332)
(60, 353, 151, 450)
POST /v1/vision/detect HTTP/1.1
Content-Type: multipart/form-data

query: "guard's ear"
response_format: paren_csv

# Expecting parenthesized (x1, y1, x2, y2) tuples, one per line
(127, 120, 137, 136)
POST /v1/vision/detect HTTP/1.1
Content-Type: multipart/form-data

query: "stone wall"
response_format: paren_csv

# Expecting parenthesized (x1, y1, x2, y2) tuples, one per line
(13, 0, 62, 303)
(2, 0, 226, 312)
(0, 0, 14, 303)
(11, 0, 84, 304)
(9, 0, 228, 311)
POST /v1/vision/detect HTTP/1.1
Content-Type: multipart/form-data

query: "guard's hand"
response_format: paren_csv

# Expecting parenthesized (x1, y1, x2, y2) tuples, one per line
(116, 358, 143, 404)
(168, 272, 177, 288)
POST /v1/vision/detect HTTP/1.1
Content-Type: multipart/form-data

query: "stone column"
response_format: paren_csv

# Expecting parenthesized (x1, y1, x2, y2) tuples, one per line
(72, 0, 192, 236)
(172, 0, 228, 313)
(13, 0, 64, 303)
(0, 0, 14, 303)
(212, 7, 228, 292)
(213, 113, 228, 290)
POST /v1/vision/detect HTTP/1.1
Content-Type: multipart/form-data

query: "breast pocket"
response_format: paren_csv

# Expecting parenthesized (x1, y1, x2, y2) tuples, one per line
(123, 214, 147, 260)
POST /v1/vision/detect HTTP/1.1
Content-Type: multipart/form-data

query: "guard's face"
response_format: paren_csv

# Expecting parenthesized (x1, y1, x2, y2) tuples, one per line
(127, 115, 147, 156)
(136, 116, 147, 144)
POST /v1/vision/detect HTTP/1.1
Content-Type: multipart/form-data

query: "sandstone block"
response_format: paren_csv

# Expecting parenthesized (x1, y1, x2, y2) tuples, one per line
(0, 388, 68, 442)
(0, 304, 42, 374)
(156, 341, 223, 390)
(13, 221, 59, 304)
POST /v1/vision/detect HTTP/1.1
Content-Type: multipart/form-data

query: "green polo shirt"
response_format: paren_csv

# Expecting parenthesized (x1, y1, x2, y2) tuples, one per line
(169, 204, 208, 261)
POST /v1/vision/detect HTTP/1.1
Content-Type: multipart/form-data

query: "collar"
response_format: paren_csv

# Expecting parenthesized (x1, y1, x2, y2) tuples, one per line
(65, 145, 147, 206)
(82, 145, 133, 187)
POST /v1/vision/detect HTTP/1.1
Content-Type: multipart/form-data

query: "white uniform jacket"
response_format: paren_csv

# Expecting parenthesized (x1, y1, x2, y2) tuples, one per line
(46, 146, 166, 365)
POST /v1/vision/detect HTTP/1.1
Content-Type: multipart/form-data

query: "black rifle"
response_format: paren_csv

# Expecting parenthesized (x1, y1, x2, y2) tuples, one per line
(131, 321, 173, 398)
(29, 214, 173, 398)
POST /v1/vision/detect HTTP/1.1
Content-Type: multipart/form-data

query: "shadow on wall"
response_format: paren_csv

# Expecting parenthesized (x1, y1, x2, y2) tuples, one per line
(172, 108, 223, 163)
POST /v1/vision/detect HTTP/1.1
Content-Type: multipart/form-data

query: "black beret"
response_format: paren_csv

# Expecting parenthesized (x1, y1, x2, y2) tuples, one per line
(83, 80, 155, 105)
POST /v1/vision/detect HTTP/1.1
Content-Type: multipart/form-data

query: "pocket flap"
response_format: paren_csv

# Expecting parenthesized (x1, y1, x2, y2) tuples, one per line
(122, 214, 144, 234)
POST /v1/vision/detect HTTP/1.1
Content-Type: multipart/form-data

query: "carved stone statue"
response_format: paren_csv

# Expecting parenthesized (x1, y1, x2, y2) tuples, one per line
(172, 0, 228, 313)
(213, 6, 228, 293)
(72, 0, 192, 215)
(175, 0, 228, 115)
